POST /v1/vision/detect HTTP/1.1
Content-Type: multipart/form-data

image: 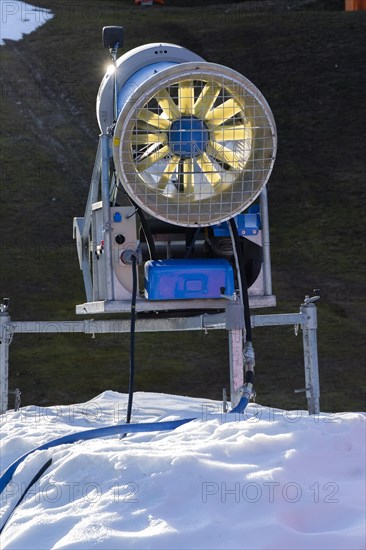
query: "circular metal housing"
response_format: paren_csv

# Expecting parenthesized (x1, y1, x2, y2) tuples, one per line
(97, 43, 204, 132)
(113, 61, 277, 227)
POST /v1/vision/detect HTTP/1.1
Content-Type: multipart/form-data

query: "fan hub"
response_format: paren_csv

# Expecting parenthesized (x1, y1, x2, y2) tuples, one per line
(168, 116, 209, 159)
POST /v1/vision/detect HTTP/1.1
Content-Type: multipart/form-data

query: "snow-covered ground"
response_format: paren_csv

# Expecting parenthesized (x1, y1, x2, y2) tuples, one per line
(0, 391, 365, 549)
(0, 0, 52, 45)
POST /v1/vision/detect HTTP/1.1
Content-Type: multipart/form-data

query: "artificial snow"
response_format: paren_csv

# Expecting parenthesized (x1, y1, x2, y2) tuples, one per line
(0, 0, 53, 45)
(0, 391, 365, 549)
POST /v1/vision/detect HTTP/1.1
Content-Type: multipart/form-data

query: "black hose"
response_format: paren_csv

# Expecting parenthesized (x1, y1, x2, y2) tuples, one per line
(184, 227, 201, 258)
(126, 254, 138, 426)
(229, 218, 253, 343)
(138, 208, 158, 261)
(129, 199, 158, 261)
(0, 457, 53, 534)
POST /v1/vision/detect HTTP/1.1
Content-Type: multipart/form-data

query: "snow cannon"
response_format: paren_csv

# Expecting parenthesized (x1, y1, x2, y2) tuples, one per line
(74, 27, 277, 314)
(0, 29, 321, 422)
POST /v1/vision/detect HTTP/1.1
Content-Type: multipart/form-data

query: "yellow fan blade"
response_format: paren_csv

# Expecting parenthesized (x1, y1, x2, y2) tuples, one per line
(194, 83, 221, 119)
(155, 89, 181, 121)
(206, 141, 242, 170)
(137, 109, 171, 130)
(182, 159, 195, 194)
(196, 153, 221, 186)
(212, 123, 252, 142)
(158, 155, 180, 188)
(132, 133, 168, 145)
(136, 120, 164, 133)
(178, 81, 195, 114)
(137, 145, 170, 171)
(205, 98, 243, 126)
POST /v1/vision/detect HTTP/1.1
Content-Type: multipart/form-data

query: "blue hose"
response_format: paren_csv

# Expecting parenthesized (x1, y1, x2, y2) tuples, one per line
(229, 395, 250, 414)
(1, 396, 251, 515)
(0, 418, 194, 497)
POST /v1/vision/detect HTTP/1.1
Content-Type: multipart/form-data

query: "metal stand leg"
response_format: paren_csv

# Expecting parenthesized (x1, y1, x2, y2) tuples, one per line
(301, 296, 320, 415)
(226, 298, 245, 408)
(0, 302, 11, 414)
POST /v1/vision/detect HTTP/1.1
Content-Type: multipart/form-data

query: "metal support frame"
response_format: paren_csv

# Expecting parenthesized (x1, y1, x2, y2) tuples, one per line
(260, 186, 273, 296)
(225, 299, 245, 408)
(300, 297, 320, 415)
(73, 134, 116, 304)
(0, 297, 320, 415)
(73, 139, 101, 302)
(0, 306, 11, 414)
(101, 134, 114, 301)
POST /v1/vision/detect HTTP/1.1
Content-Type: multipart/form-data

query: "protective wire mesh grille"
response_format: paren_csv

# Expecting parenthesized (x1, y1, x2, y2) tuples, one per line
(113, 64, 276, 227)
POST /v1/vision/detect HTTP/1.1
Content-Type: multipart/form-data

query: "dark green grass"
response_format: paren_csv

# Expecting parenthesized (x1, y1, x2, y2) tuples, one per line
(1, 1, 365, 412)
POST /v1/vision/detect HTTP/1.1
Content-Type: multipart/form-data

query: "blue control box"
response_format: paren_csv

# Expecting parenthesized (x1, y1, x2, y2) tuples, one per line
(144, 259, 235, 301)
(213, 205, 261, 237)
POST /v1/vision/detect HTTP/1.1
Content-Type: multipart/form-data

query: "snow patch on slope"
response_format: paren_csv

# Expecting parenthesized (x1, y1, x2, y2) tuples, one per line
(1, 391, 365, 549)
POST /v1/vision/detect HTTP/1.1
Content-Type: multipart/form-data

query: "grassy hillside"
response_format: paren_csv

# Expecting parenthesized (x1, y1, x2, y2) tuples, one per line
(0, 0, 365, 411)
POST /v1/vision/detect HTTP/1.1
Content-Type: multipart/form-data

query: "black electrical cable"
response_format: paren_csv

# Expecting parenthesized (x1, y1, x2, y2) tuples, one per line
(184, 227, 201, 258)
(129, 199, 158, 261)
(229, 218, 253, 343)
(0, 457, 53, 534)
(139, 208, 158, 261)
(125, 254, 138, 426)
